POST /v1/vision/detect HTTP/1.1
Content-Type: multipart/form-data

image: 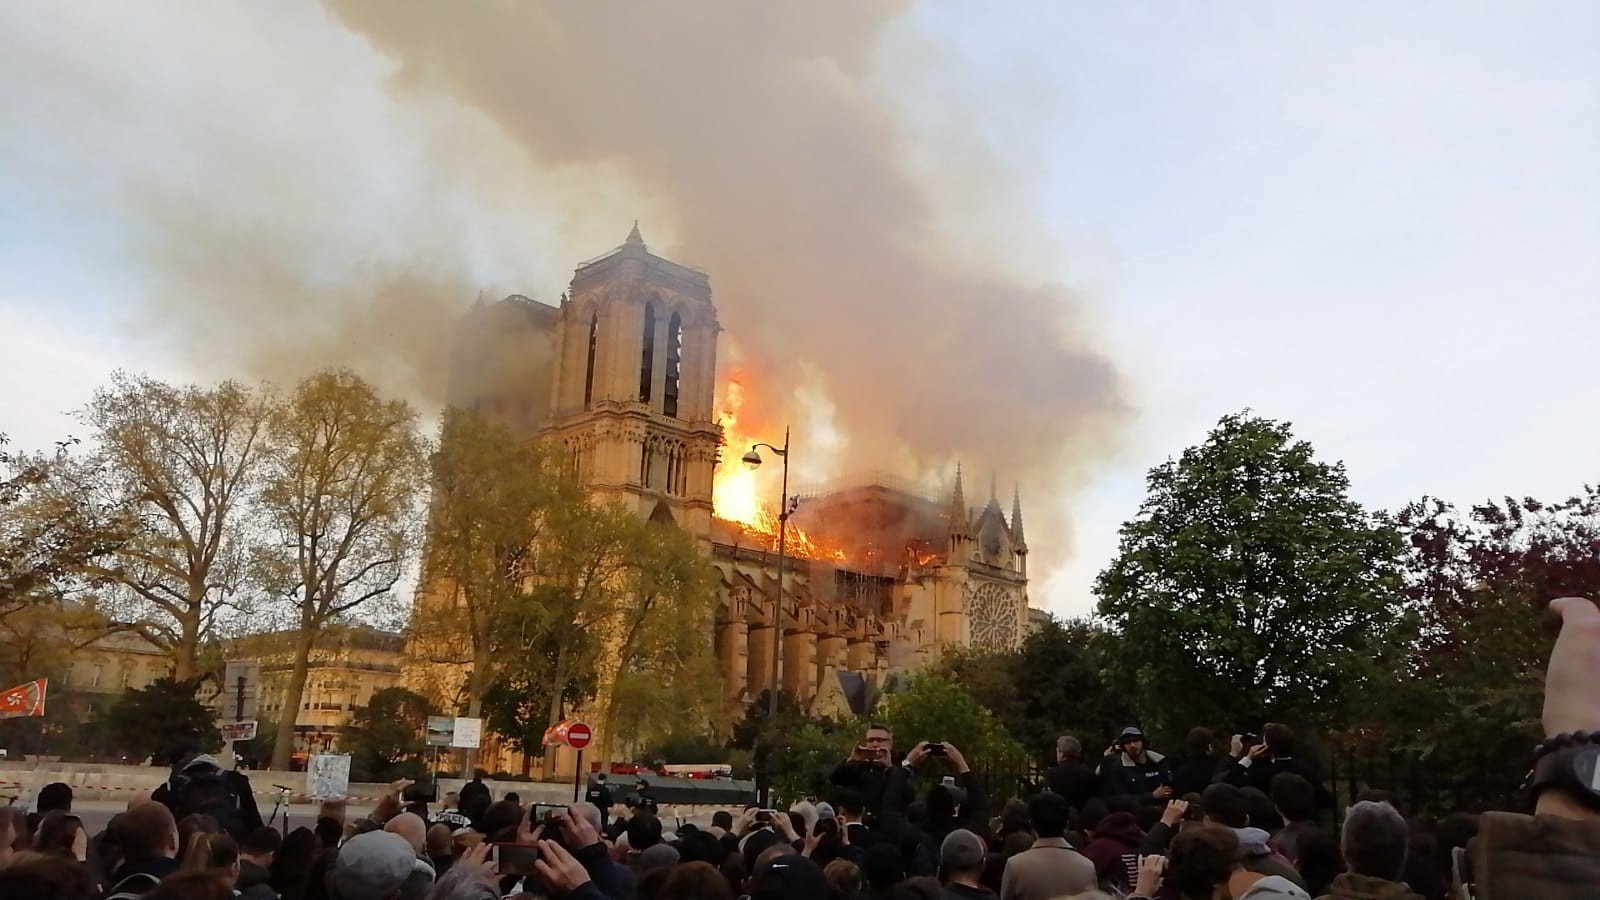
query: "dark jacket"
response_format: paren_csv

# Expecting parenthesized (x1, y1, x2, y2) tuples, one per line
(151, 760, 264, 839)
(458, 779, 491, 808)
(879, 765, 990, 877)
(1169, 754, 1226, 798)
(946, 884, 999, 899)
(238, 859, 279, 899)
(1222, 755, 1333, 808)
(1042, 762, 1100, 810)
(831, 759, 912, 820)
(1080, 811, 1144, 889)
(573, 838, 635, 900)
(106, 856, 181, 898)
(1098, 750, 1172, 799)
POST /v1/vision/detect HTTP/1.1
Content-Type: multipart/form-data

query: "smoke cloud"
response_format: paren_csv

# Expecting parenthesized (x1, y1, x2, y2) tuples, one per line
(0, 1, 1125, 608)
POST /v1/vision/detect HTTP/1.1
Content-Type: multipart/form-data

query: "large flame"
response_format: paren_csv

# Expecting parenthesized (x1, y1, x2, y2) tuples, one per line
(713, 373, 764, 527)
(714, 370, 844, 562)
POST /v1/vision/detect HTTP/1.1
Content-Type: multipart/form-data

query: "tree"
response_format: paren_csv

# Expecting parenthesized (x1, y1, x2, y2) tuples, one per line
(1095, 412, 1405, 739)
(1369, 491, 1600, 808)
(1, 435, 130, 618)
(346, 687, 435, 783)
(256, 370, 427, 770)
(934, 616, 1133, 762)
(596, 516, 724, 763)
(480, 619, 598, 770)
(731, 689, 859, 804)
(75, 375, 274, 679)
(418, 409, 585, 772)
(877, 674, 1024, 766)
(106, 676, 221, 763)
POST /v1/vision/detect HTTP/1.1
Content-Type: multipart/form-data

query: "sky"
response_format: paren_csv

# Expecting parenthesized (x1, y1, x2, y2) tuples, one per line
(3, 2, 1598, 619)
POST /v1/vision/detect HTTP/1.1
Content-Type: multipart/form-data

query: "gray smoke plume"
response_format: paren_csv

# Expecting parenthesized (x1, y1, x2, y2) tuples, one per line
(0, 0, 1125, 606)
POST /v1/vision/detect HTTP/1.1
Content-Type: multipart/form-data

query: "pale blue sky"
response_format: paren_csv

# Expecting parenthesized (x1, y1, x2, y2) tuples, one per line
(3, 2, 1598, 617)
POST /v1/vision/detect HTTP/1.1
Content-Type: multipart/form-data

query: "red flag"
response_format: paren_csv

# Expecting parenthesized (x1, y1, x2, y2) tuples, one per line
(0, 679, 47, 719)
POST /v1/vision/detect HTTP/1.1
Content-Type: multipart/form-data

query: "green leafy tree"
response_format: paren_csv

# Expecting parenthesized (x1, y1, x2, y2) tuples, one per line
(106, 677, 221, 763)
(641, 730, 732, 766)
(1095, 412, 1405, 740)
(481, 619, 598, 768)
(255, 371, 428, 771)
(934, 616, 1134, 762)
(731, 689, 857, 802)
(346, 687, 435, 783)
(877, 674, 1024, 766)
(418, 410, 577, 771)
(1367, 490, 1600, 811)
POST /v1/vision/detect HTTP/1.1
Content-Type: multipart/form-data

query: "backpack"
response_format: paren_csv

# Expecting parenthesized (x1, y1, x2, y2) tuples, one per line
(172, 764, 247, 838)
(102, 871, 160, 900)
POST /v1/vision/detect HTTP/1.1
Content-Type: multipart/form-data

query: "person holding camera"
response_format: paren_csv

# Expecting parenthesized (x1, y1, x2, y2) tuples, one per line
(1098, 726, 1174, 802)
(829, 722, 911, 821)
(1220, 725, 1332, 810)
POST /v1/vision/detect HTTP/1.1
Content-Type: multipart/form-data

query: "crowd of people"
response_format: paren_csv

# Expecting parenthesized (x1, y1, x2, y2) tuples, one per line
(0, 596, 1596, 899)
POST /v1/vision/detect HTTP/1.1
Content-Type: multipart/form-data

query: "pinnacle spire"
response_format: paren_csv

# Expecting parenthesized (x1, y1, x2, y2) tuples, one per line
(947, 463, 971, 538)
(625, 220, 644, 246)
(1011, 484, 1026, 547)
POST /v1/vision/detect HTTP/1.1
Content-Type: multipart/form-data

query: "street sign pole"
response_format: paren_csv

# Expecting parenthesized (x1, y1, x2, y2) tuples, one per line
(573, 749, 584, 803)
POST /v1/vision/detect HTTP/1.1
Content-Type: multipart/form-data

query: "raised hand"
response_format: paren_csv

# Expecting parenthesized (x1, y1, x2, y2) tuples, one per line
(1160, 799, 1189, 827)
(534, 839, 593, 892)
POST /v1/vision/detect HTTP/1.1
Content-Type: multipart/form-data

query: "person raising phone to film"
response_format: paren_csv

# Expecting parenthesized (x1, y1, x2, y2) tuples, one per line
(830, 722, 913, 820)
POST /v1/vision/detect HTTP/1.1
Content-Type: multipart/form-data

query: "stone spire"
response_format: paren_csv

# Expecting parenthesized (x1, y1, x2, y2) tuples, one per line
(1011, 484, 1026, 548)
(625, 220, 644, 247)
(947, 463, 971, 538)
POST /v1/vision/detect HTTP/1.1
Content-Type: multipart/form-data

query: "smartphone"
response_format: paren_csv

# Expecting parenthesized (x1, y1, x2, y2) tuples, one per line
(490, 843, 541, 876)
(1242, 733, 1262, 748)
(926, 742, 946, 756)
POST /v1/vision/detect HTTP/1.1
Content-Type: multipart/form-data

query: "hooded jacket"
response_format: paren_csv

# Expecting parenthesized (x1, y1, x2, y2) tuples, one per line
(1080, 812, 1144, 889)
(1235, 827, 1308, 890)
(1315, 873, 1424, 900)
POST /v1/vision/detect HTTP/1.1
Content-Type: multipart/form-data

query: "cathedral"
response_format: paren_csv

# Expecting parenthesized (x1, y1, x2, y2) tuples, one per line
(443, 226, 1039, 733)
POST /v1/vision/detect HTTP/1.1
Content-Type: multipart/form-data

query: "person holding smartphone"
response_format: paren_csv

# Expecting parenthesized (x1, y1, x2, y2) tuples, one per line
(829, 722, 909, 821)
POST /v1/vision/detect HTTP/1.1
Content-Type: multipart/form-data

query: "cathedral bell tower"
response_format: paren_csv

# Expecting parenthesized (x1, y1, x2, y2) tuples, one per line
(545, 224, 722, 537)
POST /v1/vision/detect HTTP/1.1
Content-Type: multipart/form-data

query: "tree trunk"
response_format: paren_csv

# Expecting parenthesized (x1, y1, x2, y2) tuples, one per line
(269, 625, 318, 771)
(542, 640, 572, 777)
(172, 606, 202, 682)
(461, 660, 487, 777)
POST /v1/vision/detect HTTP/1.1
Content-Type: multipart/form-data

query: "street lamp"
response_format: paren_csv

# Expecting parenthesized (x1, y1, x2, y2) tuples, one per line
(742, 427, 791, 726)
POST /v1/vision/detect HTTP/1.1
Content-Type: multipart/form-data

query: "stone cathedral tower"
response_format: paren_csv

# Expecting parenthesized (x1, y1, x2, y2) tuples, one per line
(543, 224, 723, 539)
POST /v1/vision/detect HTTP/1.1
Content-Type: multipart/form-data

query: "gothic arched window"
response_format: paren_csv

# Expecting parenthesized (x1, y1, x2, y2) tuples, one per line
(583, 312, 598, 408)
(639, 304, 657, 403)
(664, 311, 684, 418)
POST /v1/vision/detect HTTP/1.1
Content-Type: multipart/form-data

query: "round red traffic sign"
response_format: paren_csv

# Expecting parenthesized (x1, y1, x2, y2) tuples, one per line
(567, 722, 592, 750)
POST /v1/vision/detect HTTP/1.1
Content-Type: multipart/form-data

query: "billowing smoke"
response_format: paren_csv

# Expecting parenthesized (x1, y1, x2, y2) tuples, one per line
(0, 1, 1125, 608)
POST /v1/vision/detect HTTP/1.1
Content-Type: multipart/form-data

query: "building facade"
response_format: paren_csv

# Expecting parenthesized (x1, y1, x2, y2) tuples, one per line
(439, 227, 1036, 736)
(225, 626, 407, 765)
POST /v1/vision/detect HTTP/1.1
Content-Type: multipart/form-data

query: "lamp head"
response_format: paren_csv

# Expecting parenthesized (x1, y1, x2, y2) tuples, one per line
(741, 449, 763, 470)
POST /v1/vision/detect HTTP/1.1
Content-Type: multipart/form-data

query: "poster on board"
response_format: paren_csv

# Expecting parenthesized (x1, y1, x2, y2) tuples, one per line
(451, 717, 482, 749)
(307, 754, 351, 799)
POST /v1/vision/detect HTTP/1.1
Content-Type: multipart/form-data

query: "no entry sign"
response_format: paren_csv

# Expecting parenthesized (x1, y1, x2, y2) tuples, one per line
(567, 721, 592, 750)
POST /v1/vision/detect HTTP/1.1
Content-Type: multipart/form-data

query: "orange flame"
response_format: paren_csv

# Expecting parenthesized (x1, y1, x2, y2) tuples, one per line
(714, 370, 844, 562)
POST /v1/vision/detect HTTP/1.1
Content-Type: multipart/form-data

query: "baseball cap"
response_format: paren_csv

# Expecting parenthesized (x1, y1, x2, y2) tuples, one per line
(1117, 726, 1146, 742)
(751, 853, 828, 900)
(332, 831, 416, 900)
(940, 828, 986, 872)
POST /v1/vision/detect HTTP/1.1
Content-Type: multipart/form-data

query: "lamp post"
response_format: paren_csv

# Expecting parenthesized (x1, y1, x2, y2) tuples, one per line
(741, 427, 791, 724)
